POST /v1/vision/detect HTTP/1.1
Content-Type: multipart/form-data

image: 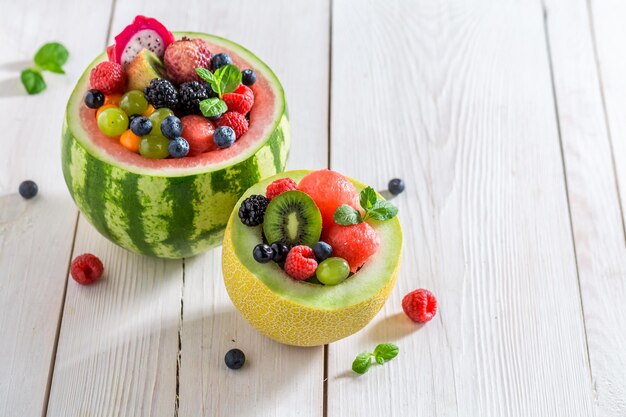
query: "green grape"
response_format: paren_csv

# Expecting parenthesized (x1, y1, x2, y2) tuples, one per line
(119, 90, 149, 116)
(149, 108, 174, 128)
(97, 107, 129, 137)
(139, 135, 170, 159)
(316, 257, 350, 286)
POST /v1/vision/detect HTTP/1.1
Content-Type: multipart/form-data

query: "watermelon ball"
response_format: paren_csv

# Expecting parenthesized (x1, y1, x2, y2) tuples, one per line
(210, 52, 233, 71)
(241, 69, 257, 86)
(130, 116, 153, 136)
(298, 169, 360, 229)
(313, 241, 333, 262)
(160, 115, 183, 139)
(270, 242, 289, 263)
(18, 180, 38, 199)
(97, 107, 129, 137)
(224, 348, 245, 370)
(168, 137, 190, 158)
(84, 89, 104, 109)
(316, 257, 350, 286)
(253, 243, 274, 263)
(388, 178, 405, 196)
(139, 135, 170, 159)
(119, 90, 149, 116)
(323, 222, 380, 273)
(180, 115, 217, 156)
(214, 126, 236, 149)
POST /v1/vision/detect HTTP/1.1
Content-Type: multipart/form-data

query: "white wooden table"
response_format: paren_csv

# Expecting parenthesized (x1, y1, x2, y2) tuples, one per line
(2, 0, 626, 416)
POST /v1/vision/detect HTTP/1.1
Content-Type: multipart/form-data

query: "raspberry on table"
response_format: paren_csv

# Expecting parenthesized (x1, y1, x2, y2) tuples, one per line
(402, 288, 437, 323)
(266, 178, 297, 200)
(89, 61, 126, 95)
(70, 253, 104, 285)
(284, 245, 318, 280)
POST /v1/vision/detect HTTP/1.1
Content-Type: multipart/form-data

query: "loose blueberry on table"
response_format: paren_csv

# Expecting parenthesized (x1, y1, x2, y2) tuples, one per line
(18, 180, 38, 199)
(225, 348, 246, 370)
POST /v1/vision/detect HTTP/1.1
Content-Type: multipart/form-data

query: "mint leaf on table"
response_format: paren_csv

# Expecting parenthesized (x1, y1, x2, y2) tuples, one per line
(334, 186, 398, 225)
(21, 69, 46, 94)
(352, 343, 399, 375)
(21, 42, 69, 95)
(199, 97, 228, 118)
(334, 204, 362, 226)
(352, 352, 372, 375)
(215, 64, 242, 95)
(34, 42, 69, 74)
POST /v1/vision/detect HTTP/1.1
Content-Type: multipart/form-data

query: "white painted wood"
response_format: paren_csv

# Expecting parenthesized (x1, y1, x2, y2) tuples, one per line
(327, 0, 595, 416)
(548, 0, 626, 414)
(0, 1, 111, 416)
(75, 2, 329, 416)
(46, 218, 182, 417)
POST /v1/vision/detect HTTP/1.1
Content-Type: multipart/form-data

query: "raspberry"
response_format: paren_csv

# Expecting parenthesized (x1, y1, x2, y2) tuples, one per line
(89, 61, 126, 95)
(402, 289, 437, 323)
(216, 112, 249, 138)
(266, 178, 297, 200)
(323, 222, 380, 272)
(70, 253, 104, 285)
(180, 115, 216, 156)
(223, 90, 254, 114)
(284, 245, 318, 281)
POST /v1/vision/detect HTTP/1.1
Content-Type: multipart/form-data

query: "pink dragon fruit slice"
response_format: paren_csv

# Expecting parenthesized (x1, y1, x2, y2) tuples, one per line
(112, 15, 175, 67)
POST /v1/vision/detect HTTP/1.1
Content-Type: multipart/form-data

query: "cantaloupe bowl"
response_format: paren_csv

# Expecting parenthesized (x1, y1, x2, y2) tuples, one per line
(222, 170, 402, 347)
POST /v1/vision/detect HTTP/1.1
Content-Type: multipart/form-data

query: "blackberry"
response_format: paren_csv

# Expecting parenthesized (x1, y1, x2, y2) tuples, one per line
(144, 78, 179, 109)
(204, 82, 218, 98)
(238, 194, 270, 226)
(178, 81, 209, 114)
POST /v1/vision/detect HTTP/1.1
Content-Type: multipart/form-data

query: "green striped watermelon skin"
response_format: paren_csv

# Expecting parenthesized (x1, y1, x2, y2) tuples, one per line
(62, 114, 290, 258)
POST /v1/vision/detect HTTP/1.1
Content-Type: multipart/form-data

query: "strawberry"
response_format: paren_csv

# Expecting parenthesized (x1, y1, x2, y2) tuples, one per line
(89, 61, 126, 95)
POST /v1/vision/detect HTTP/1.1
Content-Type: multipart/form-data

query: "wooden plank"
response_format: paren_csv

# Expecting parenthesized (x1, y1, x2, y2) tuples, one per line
(0, 1, 111, 416)
(548, 0, 626, 414)
(109, 2, 330, 416)
(46, 11, 182, 417)
(327, 0, 596, 415)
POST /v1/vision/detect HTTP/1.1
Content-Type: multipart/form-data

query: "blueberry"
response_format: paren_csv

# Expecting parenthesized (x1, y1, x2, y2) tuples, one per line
(388, 178, 405, 196)
(18, 180, 38, 199)
(253, 243, 274, 263)
(313, 241, 332, 261)
(130, 116, 153, 136)
(160, 115, 183, 139)
(168, 137, 190, 158)
(214, 126, 236, 148)
(270, 242, 289, 263)
(241, 69, 257, 86)
(225, 348, 245, 370)
(204, 82, 218, 98)
(210, 53, 233, 71)
(84, 89, 104, 109)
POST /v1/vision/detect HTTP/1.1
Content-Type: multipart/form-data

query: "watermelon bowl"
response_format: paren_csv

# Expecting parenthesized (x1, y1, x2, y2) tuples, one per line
(222, 170, 403, 347)
(62, 32, 290, 259)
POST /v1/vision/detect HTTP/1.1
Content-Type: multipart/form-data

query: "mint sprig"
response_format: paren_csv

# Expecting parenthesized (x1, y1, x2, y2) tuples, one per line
(21, 42, 69, 94)
(196, 64, 242, 117)
(334, 186, 398, 226)
(352, 343, 399, 375)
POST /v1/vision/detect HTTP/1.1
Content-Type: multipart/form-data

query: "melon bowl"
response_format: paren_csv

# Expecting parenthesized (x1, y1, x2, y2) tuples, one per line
(222, 170, 403, 347)
(61, 32, 290, 259)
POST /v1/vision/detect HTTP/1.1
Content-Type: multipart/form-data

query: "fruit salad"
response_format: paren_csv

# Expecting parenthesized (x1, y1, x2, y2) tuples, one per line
(85, 15, 259, 159)
(222, 170, 403, 346)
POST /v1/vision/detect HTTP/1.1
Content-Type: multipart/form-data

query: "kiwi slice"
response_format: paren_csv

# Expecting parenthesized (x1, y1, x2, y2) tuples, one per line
(263, 190, 322, 248)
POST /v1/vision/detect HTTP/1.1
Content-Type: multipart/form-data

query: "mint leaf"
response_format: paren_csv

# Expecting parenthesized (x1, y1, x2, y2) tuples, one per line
(352, 352, 372, 374)
(21, 69, 46, 94)
(366, 200, 398, 221)
(195, 67, 216, 84)
(215, 64, 242, 95)
(199, 97, 227, 118)
(34, 42, 69, 73)
(360, 187, 378, 211)
(373, 343, 399, 361)
(334, 205, 362, 226)
(375, 354, 384, 365)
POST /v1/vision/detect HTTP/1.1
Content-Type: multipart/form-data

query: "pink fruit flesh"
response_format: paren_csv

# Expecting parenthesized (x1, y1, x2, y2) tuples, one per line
(181, 115, 217, 156)
(113, 15, 175, 66)
(323, 222, 380, 273)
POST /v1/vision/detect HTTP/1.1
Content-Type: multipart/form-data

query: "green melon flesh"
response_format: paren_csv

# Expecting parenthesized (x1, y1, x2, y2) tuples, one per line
(127, 49, 165, 91)
(230, 171, 403, 309)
